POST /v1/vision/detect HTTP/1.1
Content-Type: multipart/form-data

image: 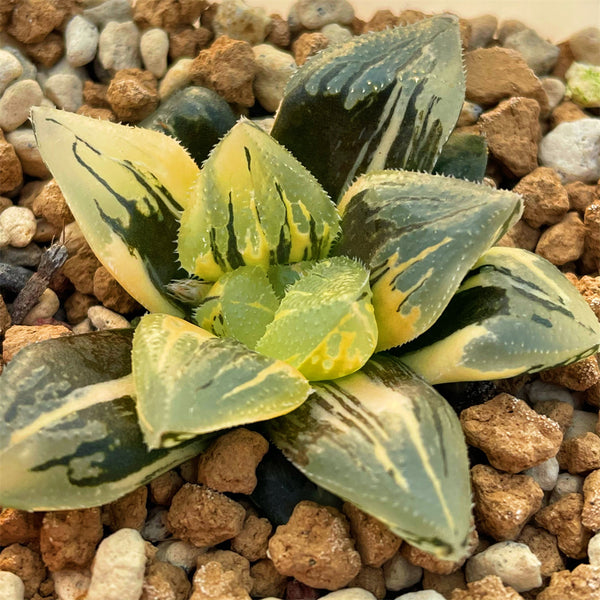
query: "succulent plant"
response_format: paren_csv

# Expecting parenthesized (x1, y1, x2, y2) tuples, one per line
(1, 16, 599, 562)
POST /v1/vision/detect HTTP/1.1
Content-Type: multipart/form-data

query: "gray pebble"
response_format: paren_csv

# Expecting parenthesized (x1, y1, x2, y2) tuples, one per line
(541, 76, 566, 111)
(83, 0, 133, 29)
(383, 554, 422, 592)
(539, 118, 600, 183)
(467, 15, 498, 49)
(155, 540, 206, 573)
(527, 379, 574, 405)
(5, 128, 51, 179)
(496, 19, 528, 44)
(44, 74, 83, 112)
(0, 263, 33, 296)
(550, 473, 584, 503)
(0, 80, 43, 132)
(524, 457, 559, 491)
(564, 409, 598, 440)
(98, 21, 141, 74)
(457, 101, 483, 126)
(0, 244, 43, 268)
(569, 27, 600, 66)
(503, 28, 560, 75)
(253, 44, 296, 112)
(394, 592, 445, 600)
(320, 23, 352, 45)
(140, 28, 169, 79)
(0, 49, 23, 96)
(88, 305, 130, 330)
(296, 0, 355, 29)
(141, 508, 172, 543)
(66, 15, 100, 67)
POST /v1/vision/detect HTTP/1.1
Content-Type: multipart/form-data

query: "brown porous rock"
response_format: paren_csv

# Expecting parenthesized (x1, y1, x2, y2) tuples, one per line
(515, 526, 564, 578)
(550, 99, 588, 128)
(460, 394, 563, 473)
(533, 400, 574, 434)
(267, 500, 361, 590)
(535, 211, 586, 265)
(32, 179, 74, 227)
(363, 9, 400, 32)
(478, 97, 541, 177)
(423, 569, 467, 598)
(292, 32, 329, 66)
(62, 245, 102, 295)
(496, 220, 540, 252)
(0, 131, 24, 195)
(7, 0, 67, 44)
(0, 295, 11, 336)
(471, 464, 544, 541)
(104, 485, 148, 532)
(342, 502, 402, 567)
(169, 26, 212, 60)
(230, 513, 272, 562)
(190, 36, 258, 106)
(540, 355, 600, 391)
(133, 0, 206, 31)
(535, 493, 592, 559)
(0, 509, 40, 546)
(450, 574, 524, 599)
(0, 543, 46, 599)
(76, 105, 117, 121)
(197, 428, 269, 495)
(64, 291, 98, 325)
(150, 470, 184, 506)
(40, 508, 103, 571)
(582, 469, 600, 530)
(513, 167, 570, 228)
(584, 203, 600, 271)
(92, 265, 140, 314)
(250, 559, 288, 599)
(107, 68, 160, 123)
(537, 564, 600, 600)
(557, 432, 600, 474)
(167, 483, 246, 547)
(566, 181, 599, 213)
(551, 41, 575, 79)
(350, 565, 386, 599)
(573, 275, 600, 320)
(465, 47, 549, 114)
(266, 14, 291, 48)
(141, 560, 191, 600)
(191, 550, 252, 600)
(2, 324, 72, 362)
(24, 32, 64, 68)
(82, 81, 110, 109)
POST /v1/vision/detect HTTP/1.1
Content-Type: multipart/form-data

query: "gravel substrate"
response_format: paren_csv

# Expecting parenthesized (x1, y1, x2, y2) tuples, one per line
(1, 1, 600, 599)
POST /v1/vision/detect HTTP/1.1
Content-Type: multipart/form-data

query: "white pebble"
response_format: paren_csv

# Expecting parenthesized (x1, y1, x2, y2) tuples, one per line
(86, 529, 146, 600)
(394, 592, 445, 600)
(98, 21, 141, 74)
(320, 23, 353, 45)
(65, 15, 100, 67)
(0, 226, 9, 248)
(296, 0, 355, 29)
(158, 58, 193, 100)
(541, 77, 566, 111)
(213, 0, 272, 45)
(320, 589, 376, 600)
(383, 553, 423, 592)
(53, 569, 91, 600)
(550, 473, 584, 503)
(0, 571, 24, 600)
(253, 44, 296, 112)
(0, 49, 23, 96)
(5, 128, 51, 179)
(0, 79, 43, 132)
(589, 532, 600, 565)
(140, 28, 169, 79)
(527, 380, 574, 405)
(539, 118, 600, 183)
(0, 206, 37, 248)
(72, 317, 93, 334)
(88, 305, 130, 330)
(155, 540, 206, 573)
(525, 457, 559, 491)
(565, 409, 598, 440)
(465, 541, 542, 592)
(141, 508, 172, 543)
(23, 288, 60, 325)
(44, 74, 83, 112)
(83, 0, 133, 28)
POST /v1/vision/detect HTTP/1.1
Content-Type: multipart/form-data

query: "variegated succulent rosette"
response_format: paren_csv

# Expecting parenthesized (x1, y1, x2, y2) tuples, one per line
(1, 16, 598, 561)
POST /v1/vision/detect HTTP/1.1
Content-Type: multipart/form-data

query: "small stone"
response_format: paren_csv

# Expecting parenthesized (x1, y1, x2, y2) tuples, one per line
(465, 541, 541, 592)
(266, 14, 291, 48)
(450, 575, 524, 600)
(7, 0, 66, 44)
(0, 509, 39, 546)
(190, 560, 250, 600)
(582, 469, 600, 530)
(0, 244, 41, 270)
(524, 456, 559, 491)
(460, 394, 563, 473)
(362, 9, 400, 33)
(197, 428, 268, 494)
(382, 553, 422, 592)
(467, 15, 497, 49)
(62, 246, 101, 295)
(558, 431, 600, 474)
(104, 486, 148, 532)
(349, 565, 385, 599)
(503, 28, 559, 75)
(168, 26, 212, 61)
(0, 79, 43, 132)
(250, 559, 287, 599)
(212, 0, 271, 45)
(230, 513, 272, 561)
(40, 508, 103, 572)
(573, 274, 600, 320)
(150, 470, 184, 506)
(541, 355, 600, 391)
(195, 550, 252, 594)
(0, 263, 33, 297)
(539, 118, 600, 183)
(76, 105, 117, 121)
(292, 32, 329, 66)
(296, 0, 355, 29)
(167, 483, 246, 547)
(44, 73, 84, 112)
(537, 564, 600, 600)
(155, 540, 206, 574)
(6, 127, 51, 179)
(0, 49, 23, 96)
(496, 220, 540, 252)
(535, 211, 586, 265)
(422, 570, 467, 600)
(0, 544, 45, 599)
(140, 28, 169, 79)
(550, 472, 584, 503)
(465, 47, 549, 114)
(141, 508, 171, 543)
(253, 44, 296, 112)
(2, 323, 71, 362)
(471, 464, 544, 541)
(515, 526, 564, 578)
(456, 101, 483, 127)
(565, 409, 598, 440)
(22, 288, 60, 325)
(159, 58, 194, 99)
(342, 503, 402, 568)
(394, 592, 445, 600)
(566, 181, 598, 213)
(82, 80, 110, 109)
(320, 590, 377, 600)
(32, 179, 74, 228)
(87, 305, 130, 330)
(550, 100, 588, 129)
(98, 21, 141, 74)
(64, 291, 97, 325)
(190, 36, 257, 106)
(400, 534, 476, 576)
(65, 15, 99, 68)
(133, 0, 205, 32)
(535, 493, 592, 559)
(0, 571, 24, 600)
(0, 134, 23, 195)
(569, 27, 600, 65)
(92, 265, 139, 314)
(0, 206, 37, 248)
(83, 0, 133, 28)
(320, 23, 352, 45)
(497, 20, 529, 43)
(141, 560, 191, 600)
(0, 295, 11, 335)
(541, 77, 566, 112)
(268, 500, 361, 591)
(107, 68, 159, 123)
(565, 62, 600, 107)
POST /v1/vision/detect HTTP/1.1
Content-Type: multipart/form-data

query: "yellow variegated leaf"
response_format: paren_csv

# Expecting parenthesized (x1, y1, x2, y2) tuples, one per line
(31, 106, 201, 316)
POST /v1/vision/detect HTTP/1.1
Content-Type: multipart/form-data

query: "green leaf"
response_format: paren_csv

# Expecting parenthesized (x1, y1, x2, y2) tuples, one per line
(0, 330, 210, 510)
(256, 257, 378, 381)
(271, 15, 465, 201)
(433, 132, 488, 182)
(31, 106, 200, 317)
(177, 120, 340, 281)
(193, 265, 280, 349)
(265, 354, 472, 561)
(397, 247, 600, 383)
(335, 171, 522, 351)
(132, 313, 311, 449)
(267, 262, 314, 299)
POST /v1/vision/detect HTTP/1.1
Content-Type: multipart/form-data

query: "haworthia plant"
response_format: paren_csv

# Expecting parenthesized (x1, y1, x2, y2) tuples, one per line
(335, 171, 522, 350)
(0, 331, 211, 510)
(266, 354, 472, 560)
(272, 15, 466, 200)
(397, 247, 600, 383)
